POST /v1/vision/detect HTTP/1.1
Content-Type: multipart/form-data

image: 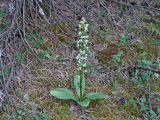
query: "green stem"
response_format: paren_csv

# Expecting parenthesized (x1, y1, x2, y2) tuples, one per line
(79, 69, 84, 101)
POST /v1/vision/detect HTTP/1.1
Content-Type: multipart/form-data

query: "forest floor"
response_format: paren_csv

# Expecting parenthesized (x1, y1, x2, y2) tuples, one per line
(0, 0, 160, 120)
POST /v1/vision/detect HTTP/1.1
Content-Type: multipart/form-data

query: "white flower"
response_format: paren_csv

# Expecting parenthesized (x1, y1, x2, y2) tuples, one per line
(84, 39, 89, 43)
(76, 17, 90, 70)
(82, 63, 87, 67)
(80, 50, 85, 55)
(80, 36, 89, 39)
(78, 31, 82, 36)
(86, 46, 89, 50)
(76, 55, 80, 60)
(78, 39, 83, 43)
(81, 17, 85, 20)
(84, 24, 89, 32)
(154, 73, 159, 78)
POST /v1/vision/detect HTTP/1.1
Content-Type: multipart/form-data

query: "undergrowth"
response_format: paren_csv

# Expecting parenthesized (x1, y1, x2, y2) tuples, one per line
(0, 0, 160, 120)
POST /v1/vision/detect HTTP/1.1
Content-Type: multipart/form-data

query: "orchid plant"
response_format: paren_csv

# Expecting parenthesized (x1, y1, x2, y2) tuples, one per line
(50, 18, 108, 107)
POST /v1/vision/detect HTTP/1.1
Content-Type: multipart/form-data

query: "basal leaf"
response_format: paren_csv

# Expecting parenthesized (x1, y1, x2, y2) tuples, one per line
(77, 98, 90, 107)
(85, 92, 109, 100)
(50, 88, 77, 101)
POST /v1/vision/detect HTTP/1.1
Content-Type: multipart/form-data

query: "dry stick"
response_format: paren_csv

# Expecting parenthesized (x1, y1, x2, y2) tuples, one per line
(4, 55, 15, 106)
(99, 0, 124, 30)
(0, 0, 23, 109)
(0, 0, 22, 90)
(0, 52, 16, 111)
(122, 65, 160, 76)
(4, 56, 14, 92)
(18, 29, 42, 64)
(22, 0, 43, 64)
(49, 0, 52, 19)
(35, 0, 50, 24)
(0, 56, 6, 91)
(110, 0, 160, 11)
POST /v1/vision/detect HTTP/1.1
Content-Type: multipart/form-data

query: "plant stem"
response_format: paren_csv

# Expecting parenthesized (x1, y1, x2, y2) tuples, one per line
(79, 69, 84, 101)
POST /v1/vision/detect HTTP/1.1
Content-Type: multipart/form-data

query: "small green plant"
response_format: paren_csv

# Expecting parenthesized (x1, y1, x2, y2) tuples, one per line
(26, 32, 54, 60)
(112, 50, 126, 69)
(50, 18, 108, 107)
(138, 95, 159, 120)
(0, 67, 11, 77)
(0, 9, 5, 17)
(119, 35, 128, 45)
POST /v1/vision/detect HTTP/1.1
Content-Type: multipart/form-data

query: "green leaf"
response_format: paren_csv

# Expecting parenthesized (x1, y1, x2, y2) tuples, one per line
(119, 35, 127, 45)
(74, 74, 85, 98)
(32, 37, 44, 49)
(158, 107, 160, 114)
(50, 88, 77, 101)
(45, 53, 53, 59)
(0, 67, 11, 77)
(74, 75, 80, 97)
(140, 96, 146, 103)
(0, 10, 5, 17)
(37, 50, 47, 59)
(37, 50, 53, 60)
(113, 51, 123, 63)
(81, 73, 85, 96)
(77, 99, 90, 107)
(152, 39, 160, 46)
(85, 92, 109, 100)
(15, 52, 23, 63)
(26, 34, 34, 41)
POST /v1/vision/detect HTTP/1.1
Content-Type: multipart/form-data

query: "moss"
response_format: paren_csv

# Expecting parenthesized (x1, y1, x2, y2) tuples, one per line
(49, 22, 71, 43)
(29, 80, 76, 119)
(144, 39, 159, 59)
(97, 43, 120, 68)
(146, 79, 160, 93)
(120, 92, 143, 117)
(141, 15, 160, 35)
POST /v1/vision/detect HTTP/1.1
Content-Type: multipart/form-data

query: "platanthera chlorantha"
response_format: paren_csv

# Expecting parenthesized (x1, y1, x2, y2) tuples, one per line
(50, 18, 109, 107)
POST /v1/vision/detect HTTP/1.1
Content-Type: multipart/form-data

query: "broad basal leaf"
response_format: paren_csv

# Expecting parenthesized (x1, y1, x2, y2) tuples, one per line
(50, 88, 77, 101)
(85, 92, 109, 100)
(77, 98, 90, 107)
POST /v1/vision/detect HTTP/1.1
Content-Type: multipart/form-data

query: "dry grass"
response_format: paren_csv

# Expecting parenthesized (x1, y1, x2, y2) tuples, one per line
(0, 0, 160, 119)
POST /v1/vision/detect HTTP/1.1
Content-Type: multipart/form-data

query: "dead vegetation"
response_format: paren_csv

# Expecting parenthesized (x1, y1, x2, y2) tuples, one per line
(0, 0, 160, 119)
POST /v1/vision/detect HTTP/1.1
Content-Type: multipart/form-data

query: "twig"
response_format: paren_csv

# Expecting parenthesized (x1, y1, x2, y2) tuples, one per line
(35, 0, 50, 24)
(110, 0, 160, 11)
(122, 65, 160, 75)
(21, 0, 43, 64)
